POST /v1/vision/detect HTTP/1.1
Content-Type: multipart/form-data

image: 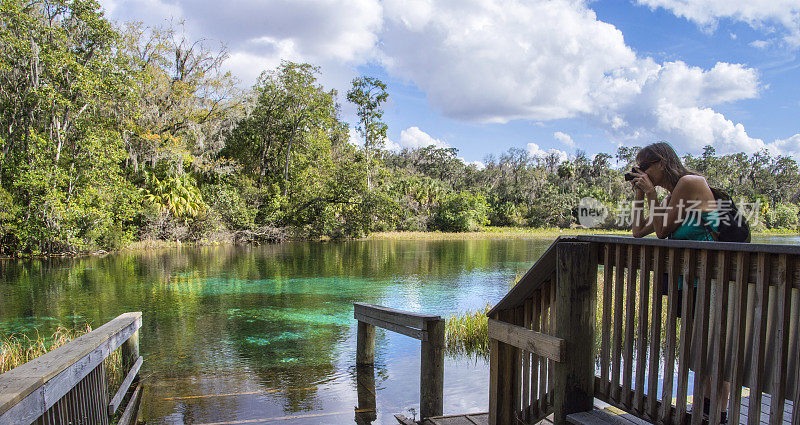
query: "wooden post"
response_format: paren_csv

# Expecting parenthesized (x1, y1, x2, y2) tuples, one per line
(357, 321, 375, 365)
(122, 329, 140, 372)
(355, 365, 377, 424)
(553, 242, 597, 425)
(420, 318, 444, 419)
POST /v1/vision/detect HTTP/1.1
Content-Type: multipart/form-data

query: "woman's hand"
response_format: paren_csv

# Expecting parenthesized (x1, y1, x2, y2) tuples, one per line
(630, 169, 655, 195)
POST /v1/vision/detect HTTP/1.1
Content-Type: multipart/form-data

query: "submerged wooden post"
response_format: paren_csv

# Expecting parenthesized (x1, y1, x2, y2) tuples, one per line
(420, 318, 445, 418)
(553, 241, 597, 425)
(357, 321, 375, 365)
(355, 364, 377, 424)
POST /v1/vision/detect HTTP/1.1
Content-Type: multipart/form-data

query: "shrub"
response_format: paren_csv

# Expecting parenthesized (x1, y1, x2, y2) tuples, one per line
(432, 191, 490, 232)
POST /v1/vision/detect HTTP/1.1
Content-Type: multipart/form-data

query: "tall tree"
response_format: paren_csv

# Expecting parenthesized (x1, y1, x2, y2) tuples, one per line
(347, 77, 388, 190)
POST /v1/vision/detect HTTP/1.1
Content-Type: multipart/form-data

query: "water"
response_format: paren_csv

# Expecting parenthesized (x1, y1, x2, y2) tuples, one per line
(1, 235, 795, 424)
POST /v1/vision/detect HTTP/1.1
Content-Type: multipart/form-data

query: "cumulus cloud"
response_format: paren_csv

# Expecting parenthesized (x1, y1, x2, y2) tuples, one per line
(767, 134, 800, 158)
(554, 131, 576, 148)
(98, 0, 796, 158)
(381, 0, 636, 123)
(527, 143, 568, 162)
(635, 0, 800, 47)
(590, 60, 765, 154)
(398, 126, 450, 149)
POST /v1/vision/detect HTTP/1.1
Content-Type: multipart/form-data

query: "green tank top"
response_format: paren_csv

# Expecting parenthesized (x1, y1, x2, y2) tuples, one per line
(670, 209, 720, 289)
(669, 209, 720, 241)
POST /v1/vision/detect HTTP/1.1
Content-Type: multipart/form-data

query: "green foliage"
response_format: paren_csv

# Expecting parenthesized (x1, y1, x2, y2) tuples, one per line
(0, 3, 797, 254)
(432, 191, 490, 232)
(766, 203, 799, 230)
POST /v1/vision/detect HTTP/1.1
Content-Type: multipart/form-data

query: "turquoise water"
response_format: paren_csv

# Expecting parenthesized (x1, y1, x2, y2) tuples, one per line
(1, 236, 796, 424)
(0, 239, 549, 424)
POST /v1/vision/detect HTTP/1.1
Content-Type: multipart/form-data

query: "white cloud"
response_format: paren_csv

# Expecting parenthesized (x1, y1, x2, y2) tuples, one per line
(98, 0, 795, 158)
(459, 158, 486, 169)
(767, 134, 800, 157)
(398, 127, 450, 149)
(527, 143, 568, 162)
(553, 131, 576, 148)
(635, 0, 800, 47)
(380, 0, 636, 123)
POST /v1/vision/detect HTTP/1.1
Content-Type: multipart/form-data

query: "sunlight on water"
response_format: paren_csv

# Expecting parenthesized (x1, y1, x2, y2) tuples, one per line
(0, 235, 795, 424)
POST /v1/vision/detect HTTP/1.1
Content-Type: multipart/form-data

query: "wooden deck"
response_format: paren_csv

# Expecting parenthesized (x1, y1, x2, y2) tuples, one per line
(397, 393, 795, 425)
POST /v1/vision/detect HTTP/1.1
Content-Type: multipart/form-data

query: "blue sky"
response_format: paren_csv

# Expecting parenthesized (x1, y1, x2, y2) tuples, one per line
(99, 0, 800, 165)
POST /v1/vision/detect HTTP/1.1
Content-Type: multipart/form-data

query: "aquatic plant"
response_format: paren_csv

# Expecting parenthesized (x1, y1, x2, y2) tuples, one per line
(445, 303, 491, 359)
(0, 325, 122, 391)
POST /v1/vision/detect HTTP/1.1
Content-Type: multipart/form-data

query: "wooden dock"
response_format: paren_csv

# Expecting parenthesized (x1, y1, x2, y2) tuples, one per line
(385, 236, 800, 425)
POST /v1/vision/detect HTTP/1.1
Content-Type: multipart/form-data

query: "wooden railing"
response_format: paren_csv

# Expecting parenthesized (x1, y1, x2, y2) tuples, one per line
(0, 312, 144, 425)
(354, 302, 445, 420)
(488, 236, 800, 425)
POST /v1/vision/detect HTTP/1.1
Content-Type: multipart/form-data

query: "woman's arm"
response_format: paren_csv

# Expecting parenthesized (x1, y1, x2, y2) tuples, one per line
(631, 187, 654, 238)
(644, 178, 700, 238)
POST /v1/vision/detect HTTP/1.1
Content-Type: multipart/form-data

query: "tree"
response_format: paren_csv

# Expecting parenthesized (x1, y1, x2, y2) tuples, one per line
(347, 77, 388, 190)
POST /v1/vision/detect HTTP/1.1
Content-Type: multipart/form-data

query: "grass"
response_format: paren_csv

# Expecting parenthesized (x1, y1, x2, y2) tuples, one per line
(368, 227, 630, 240)
(1, 325, 123, 391)
(445, 303, 492, 359)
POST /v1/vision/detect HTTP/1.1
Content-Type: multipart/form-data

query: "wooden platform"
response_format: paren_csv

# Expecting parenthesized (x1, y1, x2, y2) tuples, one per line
(397, 393, 795, 425)
(568, 393, 795, 425)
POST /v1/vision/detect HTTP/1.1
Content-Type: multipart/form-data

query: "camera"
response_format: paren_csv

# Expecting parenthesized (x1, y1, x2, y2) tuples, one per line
(624, 167, 638, 181)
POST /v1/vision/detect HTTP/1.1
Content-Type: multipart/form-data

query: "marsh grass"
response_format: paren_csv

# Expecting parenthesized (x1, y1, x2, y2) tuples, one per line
(368, 227, 629, 241)
(1, 325, 123, 391)
(445, 303, 491, 359)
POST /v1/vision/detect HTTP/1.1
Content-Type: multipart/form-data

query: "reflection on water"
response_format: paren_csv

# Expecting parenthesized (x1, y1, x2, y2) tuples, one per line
(0, 235, 795, 424)
(0, 239, 547, 424)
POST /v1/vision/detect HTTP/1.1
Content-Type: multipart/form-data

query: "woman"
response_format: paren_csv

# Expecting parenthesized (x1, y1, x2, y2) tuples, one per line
(628, 142, 719, 240)
(628, 142, 728, 422)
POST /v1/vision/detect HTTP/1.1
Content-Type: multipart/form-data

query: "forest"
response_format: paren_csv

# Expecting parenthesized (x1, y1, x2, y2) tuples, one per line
(1, 0, 799, 256)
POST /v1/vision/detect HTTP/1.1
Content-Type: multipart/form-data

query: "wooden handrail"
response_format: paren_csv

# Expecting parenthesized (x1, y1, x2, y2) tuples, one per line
(354, 303, 445, 420)
(488, 236, 800, 425)
(0, 312, 143, 425)
(487, 319, 564, 362)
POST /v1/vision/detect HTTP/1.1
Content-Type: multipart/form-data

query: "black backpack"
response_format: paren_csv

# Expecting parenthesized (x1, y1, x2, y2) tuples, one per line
(705, 187, 751, 243)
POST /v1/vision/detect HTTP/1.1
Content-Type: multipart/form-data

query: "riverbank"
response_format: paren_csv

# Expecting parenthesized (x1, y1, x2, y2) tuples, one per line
(367, 227, 798, 240)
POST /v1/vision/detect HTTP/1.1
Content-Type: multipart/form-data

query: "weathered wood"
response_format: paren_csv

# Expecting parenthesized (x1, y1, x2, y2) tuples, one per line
(541, 283, 551, 415)
(576, 236, 800, 289)
(356, 365, 377, 424)
(354, 302, 441, 330)
(550, 272, 557, 406)
(497, 309, 518, 425)
(117, 382, 142, 425)
(523, 299, 532, 422)
(646, 247, 664, 420)
(489, 333, 499, 425)
(748, 253, 770, 425)
(108, 355, 142, 416)
(488, 319, 565, 362)
(690, 250, 712, 425)
(514, 305, 524, 418)
(709, 250, 730, 425)
(357, 320, 376, 365)
(531, 290, 541, 417)
(623, 244, 637, 408)
(611, 245, 626, 402)
(634, 246, 651, 414)
(676, 248, 696, 425)
(490, 240, 559, 316)
(600, 244, 614, 397)
(0, 312, 142, 424)
(660, 248, 680, 424)
(553, 242, 597, 425)
(728, 251, 750, 425)
(355, 311, 428, 341)
(770, 255, 791, 425)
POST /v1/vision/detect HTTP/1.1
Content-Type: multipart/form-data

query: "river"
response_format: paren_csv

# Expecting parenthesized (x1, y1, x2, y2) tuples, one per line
(1, 235, 797, 424)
